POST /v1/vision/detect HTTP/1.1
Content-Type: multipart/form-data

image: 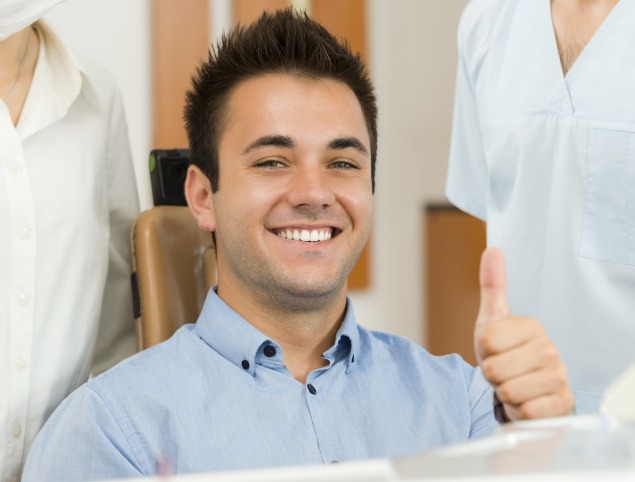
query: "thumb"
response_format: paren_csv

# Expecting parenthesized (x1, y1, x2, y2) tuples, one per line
(477, 247, 510, 326)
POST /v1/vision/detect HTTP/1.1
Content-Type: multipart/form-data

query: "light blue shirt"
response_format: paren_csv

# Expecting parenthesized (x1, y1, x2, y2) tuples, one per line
(23, 289, 497, 481)
(446, 0, 635, 413)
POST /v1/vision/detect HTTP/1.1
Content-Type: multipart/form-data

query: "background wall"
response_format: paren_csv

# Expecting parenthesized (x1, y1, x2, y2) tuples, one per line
(45, 0, 470, 347)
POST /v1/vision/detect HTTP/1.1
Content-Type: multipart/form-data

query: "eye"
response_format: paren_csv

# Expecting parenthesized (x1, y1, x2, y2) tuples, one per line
(254, 159, 286, 170)
(330, 159, 359, 170)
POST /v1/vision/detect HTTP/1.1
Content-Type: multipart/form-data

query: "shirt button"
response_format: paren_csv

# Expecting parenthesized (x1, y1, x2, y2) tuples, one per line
(11, 425, 22, 439)
(241, 360, 249, 370)
(9, 163, 23, 176)
(18, 227, 32, 240)
(263, 345, 276, 357)
(14, 358, 26, 372)
(307, 384, 317, 395)
(17, 293, 30, 306)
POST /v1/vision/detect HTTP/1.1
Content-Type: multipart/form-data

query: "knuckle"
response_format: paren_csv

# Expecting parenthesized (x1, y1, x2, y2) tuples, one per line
(541, 342, 560, 364)
(517, 403, 536, 420)
(480, 359, 499, 382)
(560, 390, 575, 414)
(477, 327, 499, 354)
(496, 383, 514, 404)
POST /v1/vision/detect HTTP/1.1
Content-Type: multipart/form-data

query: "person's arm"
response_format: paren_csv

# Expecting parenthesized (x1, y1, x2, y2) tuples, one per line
(92, 85, 140, 375)
(22, 386, 145, 481)
(474, 248, 574, 420)
(445, 7, 488, 221)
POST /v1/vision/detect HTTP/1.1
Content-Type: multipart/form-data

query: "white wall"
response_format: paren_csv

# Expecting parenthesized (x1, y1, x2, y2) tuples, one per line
(44, 0, 469, 346)
(351, 0, 469, 344)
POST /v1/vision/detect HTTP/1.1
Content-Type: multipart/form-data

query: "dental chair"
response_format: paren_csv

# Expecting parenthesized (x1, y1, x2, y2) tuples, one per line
(130, 206, 216, 350)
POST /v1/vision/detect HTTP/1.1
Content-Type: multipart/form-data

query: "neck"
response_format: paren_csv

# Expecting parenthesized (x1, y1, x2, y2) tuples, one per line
(0, 27, 32, 84)
(218, 283, 348, 384)
(551, 0, 619, 12)
(1, 26, 38, 124)
(551, 0, 619, 74)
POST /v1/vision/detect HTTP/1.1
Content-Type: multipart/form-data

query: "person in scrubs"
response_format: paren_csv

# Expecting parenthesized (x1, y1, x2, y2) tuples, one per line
(446, 0, 634, 414)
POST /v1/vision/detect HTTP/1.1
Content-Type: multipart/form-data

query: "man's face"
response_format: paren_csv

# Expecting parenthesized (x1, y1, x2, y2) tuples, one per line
(204, 74, 373, 312)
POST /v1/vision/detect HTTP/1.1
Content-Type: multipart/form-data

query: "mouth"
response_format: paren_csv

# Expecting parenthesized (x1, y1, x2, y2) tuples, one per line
(272, 227, 339, 242)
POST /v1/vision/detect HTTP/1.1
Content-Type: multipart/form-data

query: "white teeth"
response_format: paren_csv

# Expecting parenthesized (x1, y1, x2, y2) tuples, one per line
(277, 228, 333, 242)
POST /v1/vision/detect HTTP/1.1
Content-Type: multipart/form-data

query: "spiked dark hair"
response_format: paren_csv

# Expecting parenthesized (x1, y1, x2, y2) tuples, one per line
(184, 7, 377, 192)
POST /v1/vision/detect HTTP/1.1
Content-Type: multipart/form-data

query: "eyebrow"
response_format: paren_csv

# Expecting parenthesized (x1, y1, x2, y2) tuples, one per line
(328, 137, 368, 155)
(242, 135, 294, 154)
(241, 135, 369, 156)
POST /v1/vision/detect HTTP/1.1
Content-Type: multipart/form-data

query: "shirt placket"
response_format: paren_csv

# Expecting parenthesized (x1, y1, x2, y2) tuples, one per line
(1, 120, 36, 482)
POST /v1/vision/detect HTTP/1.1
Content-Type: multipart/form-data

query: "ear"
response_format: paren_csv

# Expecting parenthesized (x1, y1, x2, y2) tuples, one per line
(185, 165, 216, 233)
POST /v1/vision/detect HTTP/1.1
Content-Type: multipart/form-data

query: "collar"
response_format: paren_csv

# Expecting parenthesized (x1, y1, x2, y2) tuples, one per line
(194, 288, 361, 376)
(18, 20, 98, 139)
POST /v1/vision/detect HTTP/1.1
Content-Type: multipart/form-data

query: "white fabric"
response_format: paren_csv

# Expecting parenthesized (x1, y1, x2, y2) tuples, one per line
(601, 362, 635, 422)
(0, 21, 139, 481)
(0, 0, 63, 40)
(447, 0, 635, 414)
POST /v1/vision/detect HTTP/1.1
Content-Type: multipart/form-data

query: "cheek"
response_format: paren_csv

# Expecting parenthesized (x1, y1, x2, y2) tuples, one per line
(214, 182, 281, 229)
(338, 183, 374, 225)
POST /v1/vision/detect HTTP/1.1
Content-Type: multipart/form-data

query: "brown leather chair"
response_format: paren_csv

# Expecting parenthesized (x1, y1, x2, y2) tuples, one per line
(130, 206, 216, 350)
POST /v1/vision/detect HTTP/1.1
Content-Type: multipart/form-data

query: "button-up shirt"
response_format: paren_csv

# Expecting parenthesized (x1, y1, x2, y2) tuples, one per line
(0, 21, 139, 481)
(23, 289, 498, 481)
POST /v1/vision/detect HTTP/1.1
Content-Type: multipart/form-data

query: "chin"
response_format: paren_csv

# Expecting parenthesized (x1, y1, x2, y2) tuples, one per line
(265, 279, 346, 310)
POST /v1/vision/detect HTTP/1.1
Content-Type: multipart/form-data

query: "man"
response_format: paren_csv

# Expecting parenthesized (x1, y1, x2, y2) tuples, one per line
(446, 0, 635, 414)
(23, 8, 572, 481)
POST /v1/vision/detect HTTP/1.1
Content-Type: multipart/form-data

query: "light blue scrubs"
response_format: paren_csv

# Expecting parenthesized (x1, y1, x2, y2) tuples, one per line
(447, 0, 635, 414)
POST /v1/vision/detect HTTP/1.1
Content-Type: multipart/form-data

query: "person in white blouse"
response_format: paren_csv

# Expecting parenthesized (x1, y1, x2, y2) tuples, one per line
(0, 1, 139, 480)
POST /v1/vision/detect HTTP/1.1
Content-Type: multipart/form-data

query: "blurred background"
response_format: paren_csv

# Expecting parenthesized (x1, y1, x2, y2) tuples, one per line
(45, 0, 484, 365)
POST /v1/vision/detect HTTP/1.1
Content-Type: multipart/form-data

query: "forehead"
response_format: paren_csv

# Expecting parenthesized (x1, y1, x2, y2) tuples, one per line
(219, 73, 370, 151)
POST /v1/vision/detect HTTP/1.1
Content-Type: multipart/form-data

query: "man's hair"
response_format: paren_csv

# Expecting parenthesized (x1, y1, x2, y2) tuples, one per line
(184, 7, 378, 193)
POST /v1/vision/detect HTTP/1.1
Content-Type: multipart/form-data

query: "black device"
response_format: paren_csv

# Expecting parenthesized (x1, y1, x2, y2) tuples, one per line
(149, 148, 190, 206)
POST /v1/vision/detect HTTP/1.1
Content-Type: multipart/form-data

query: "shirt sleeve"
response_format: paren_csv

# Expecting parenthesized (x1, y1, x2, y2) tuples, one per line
(91, 86, 140, 375)
(468, 367, 500, 439)
(22, 387, 144, 481)
(445, 7, 489, 222)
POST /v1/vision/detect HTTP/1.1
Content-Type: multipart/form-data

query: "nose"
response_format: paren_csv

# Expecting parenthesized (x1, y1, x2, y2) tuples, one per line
(286, 165, 335, 210)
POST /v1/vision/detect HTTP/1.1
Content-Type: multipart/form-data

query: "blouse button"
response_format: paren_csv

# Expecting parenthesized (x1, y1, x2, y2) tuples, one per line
(263, 345, 276, 357)
(17, 293, 30, 306)
(307, 384, 317, 395)
(241, 360, 249, 370)
(19, 227, 32, 240)
(11, 425, 21, 439)
(9, 163, 22, 176)
(14, 358, 26, 372)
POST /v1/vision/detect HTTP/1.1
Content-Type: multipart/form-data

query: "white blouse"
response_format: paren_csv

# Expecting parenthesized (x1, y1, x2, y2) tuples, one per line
(0, 21, 139, 481)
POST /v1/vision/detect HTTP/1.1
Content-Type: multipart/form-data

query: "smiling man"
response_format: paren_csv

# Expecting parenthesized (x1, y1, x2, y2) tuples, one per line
(23, 8, 572, 481)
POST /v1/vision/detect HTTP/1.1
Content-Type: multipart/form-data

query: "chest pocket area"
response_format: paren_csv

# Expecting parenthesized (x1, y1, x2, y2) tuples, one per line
(580, 128, 635, 265)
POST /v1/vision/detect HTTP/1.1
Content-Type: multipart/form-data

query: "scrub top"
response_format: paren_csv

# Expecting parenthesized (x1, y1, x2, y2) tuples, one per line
(446, 0, 635, 413)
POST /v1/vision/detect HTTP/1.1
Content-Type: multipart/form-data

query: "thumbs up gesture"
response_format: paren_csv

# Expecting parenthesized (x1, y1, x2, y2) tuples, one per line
(474, 248, 574, 421)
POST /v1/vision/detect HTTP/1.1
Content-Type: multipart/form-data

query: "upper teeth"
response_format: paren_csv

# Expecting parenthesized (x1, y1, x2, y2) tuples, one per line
(277, 229, 332, 242)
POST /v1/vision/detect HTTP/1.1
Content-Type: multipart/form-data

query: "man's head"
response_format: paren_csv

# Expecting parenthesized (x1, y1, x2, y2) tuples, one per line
(184, 8, 376, 316)
(184, 7, 377, 193)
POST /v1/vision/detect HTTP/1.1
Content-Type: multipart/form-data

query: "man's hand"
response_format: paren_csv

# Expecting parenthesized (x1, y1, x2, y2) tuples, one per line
(474, 247, 574, 421)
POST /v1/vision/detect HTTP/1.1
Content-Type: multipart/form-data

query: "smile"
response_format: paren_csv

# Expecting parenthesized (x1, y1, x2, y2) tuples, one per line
(275, 228, 334, 242)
